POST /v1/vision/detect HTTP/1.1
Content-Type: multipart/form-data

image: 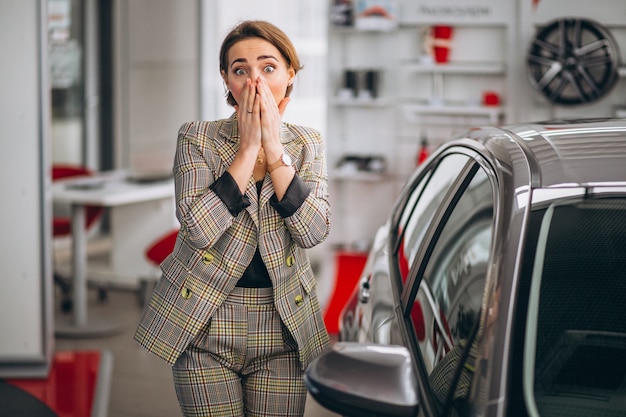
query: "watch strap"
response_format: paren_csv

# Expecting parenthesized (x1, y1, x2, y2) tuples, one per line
(268, 154, 289, 173)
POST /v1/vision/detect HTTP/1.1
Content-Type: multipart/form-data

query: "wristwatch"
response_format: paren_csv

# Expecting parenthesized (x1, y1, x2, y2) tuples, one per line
(267, 153, 292, 173)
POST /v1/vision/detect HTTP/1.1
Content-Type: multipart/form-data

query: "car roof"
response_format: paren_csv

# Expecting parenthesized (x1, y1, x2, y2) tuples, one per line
(467, 118, 626, 188)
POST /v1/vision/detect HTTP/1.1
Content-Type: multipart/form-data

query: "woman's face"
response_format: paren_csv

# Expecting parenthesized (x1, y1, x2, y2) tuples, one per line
(222, 37, 295, 107)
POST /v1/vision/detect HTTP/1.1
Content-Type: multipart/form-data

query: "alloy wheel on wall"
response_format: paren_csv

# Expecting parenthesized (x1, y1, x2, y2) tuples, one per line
(527, 18, 621, 106)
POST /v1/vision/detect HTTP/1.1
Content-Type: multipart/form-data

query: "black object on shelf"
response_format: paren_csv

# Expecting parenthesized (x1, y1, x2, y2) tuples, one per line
(336, 155, 386, 174)
(330, 0, 354, 27)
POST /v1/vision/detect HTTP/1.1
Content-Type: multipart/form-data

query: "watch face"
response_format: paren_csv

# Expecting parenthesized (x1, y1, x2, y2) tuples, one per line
(282, 153, 292, 165)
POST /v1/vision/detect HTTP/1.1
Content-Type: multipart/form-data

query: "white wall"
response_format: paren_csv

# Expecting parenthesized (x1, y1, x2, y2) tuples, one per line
(114, 0, 201, 174)
(0, 0, 53, 377)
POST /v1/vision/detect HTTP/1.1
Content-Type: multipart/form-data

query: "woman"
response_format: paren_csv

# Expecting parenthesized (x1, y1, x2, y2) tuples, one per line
(134, 20, 331, 417)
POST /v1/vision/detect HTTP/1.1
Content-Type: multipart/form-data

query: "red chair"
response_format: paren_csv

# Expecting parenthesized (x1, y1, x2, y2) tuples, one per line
(52, 165, 104, 232)
(138, 228, 179, 306)
(52, 165, 105, 312)
(145, 229, 179, 266)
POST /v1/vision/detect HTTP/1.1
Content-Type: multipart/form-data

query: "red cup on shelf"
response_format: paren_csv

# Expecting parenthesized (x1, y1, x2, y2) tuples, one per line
(483, 91, 500, 106)
(432, 25, 453, 64)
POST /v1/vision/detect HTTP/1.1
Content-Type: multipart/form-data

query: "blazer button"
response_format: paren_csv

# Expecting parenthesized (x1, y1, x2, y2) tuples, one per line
(286, 255, 295, 267)
(295, 294, 304, 306)
(202, 253, 214, 264)
(181, 287, 192, 299)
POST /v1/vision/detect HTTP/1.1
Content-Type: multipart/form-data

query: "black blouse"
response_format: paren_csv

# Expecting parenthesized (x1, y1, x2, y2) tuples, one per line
(209, 171, 310, 287)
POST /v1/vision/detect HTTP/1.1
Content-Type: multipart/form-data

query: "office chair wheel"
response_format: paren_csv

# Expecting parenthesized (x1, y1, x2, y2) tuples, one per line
(60, 298, 73, 313)
(527, 17, 621, 105)
(97, 287, 108, 302)
(54, 273, 73, 313)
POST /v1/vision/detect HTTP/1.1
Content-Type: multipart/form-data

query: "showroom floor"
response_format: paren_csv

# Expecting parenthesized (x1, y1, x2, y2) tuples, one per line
(53, 285, 340, 417)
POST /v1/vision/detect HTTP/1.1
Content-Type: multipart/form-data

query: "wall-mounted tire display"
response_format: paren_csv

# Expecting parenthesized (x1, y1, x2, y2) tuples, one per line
(527, 18, 621, 106)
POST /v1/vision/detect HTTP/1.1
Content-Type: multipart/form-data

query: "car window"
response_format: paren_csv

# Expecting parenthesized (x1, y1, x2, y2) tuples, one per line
(521, 197, 626, 417)
(407, 166, 494, 416)
(394, 153, 472, 284)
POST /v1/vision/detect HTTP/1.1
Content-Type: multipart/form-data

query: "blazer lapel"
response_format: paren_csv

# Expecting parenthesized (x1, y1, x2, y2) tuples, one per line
(245, 178, 260, 227)
(214, 114, 238, 173)
(215, 114, 260, 227)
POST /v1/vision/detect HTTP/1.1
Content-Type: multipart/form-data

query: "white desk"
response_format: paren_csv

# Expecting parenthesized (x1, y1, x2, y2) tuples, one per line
(52, 170, 177, 337)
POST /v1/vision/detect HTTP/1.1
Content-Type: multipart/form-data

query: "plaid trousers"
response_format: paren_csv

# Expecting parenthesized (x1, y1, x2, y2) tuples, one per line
(172, 286, 306, 417)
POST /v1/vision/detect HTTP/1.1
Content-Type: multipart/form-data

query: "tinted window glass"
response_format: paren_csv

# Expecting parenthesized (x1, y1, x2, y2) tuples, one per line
(409, 167, 494, 416)
(524, 197, 626, 417)
(395, 154, 471, 284)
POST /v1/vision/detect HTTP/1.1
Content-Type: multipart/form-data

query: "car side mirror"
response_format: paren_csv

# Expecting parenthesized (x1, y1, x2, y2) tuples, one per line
(304, 342, 419, 417)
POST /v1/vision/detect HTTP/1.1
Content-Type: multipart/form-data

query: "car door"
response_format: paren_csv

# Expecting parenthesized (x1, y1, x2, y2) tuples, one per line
(398, 151, 496, 416)
(340, 149, 480, 345)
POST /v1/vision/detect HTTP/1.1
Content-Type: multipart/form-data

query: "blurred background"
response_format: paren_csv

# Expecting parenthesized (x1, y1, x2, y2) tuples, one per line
(2, 0, 626, 415)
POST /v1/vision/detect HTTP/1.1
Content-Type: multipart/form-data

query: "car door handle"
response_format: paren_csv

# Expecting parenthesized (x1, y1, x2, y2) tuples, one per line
(358, 275, 371, 304)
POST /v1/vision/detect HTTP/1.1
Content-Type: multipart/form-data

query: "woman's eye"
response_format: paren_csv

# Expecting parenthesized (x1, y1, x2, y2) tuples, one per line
(234, 68, 246, 76)
(263, 65, 275, 73)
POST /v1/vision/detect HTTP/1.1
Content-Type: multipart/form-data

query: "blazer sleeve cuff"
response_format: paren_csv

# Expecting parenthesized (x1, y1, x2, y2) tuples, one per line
(209, 171, 250, 216)
(270, 175, 310, 218)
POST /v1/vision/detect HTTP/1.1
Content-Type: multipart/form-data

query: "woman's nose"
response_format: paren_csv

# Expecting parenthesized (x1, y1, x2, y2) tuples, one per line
(248, 71, 261, 81)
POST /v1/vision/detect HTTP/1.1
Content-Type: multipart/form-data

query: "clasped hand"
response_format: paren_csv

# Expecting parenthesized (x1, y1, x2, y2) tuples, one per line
(235, 77, 290, 160)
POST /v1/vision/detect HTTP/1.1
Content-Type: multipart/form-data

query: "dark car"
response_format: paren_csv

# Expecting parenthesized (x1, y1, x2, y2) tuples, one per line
(305, 118, 626, 417)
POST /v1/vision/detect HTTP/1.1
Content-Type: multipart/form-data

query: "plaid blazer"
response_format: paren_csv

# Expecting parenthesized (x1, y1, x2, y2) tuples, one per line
(134, 115, 331, 369)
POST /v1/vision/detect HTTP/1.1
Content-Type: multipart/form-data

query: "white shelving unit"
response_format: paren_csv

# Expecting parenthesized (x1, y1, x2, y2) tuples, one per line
(325, 0, 516, 248)
(402, 103, 505, 125)
(396, 23, 514, 138)
(400, 61, 506, 124)
(325, 0, 626, 249)
(326, 24, 399, 247)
